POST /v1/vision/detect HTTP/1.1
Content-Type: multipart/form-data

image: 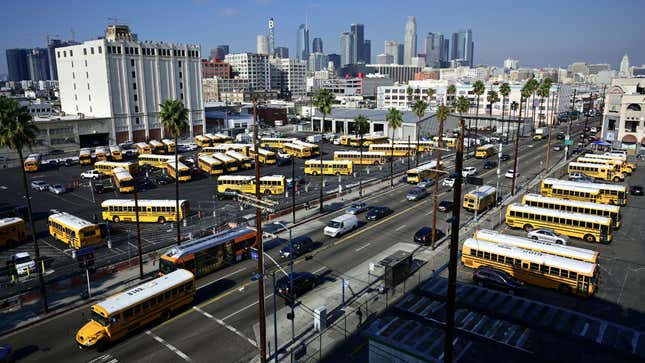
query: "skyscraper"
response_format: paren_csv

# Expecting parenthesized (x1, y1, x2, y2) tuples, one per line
(450, 29, 474, 66)
(210, 45, 229, 61)
(257, 35, 269, 55)
(403, 16, 417, 65)
(5, 49, 30, 81)
(619, 54, 631, 77)
(424, 32, 444, 68)
(351, 23, 364, 63)
(275, 47, 289, 58)
(340, 32, 354, 66)
(327, 53, 341, 70)
(312, 37, 323, 53)
(441, 39, 450, 65)
(397, 44, 404, 65)
(296, 24, 309, 61)
(384, 41, 403, 65)
(363, 40, 371, 64)
(27, 48, 50, 81)
(268, 18, 275, 56)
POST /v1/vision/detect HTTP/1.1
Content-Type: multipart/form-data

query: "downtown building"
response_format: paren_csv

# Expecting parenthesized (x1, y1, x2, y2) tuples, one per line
(269, 57, 307, 99)
(601, 78, 645, 152)
(55, 25, 204, 144)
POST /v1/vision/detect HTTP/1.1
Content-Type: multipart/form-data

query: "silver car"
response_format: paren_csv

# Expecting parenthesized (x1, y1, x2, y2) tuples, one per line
(346, 202, 369, 215)
(48, 183, 67, 195)
(527, 228, 568, 245)
(31, 180, 49, 191)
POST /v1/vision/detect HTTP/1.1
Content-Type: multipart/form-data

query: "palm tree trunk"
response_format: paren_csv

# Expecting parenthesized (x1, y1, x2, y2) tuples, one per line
(474, 96, 480, 153)
(359, 133, 363, 197)
(319, 115, 324, 213)
(175, 134, 181, 245)
(501, 96, 507, 144)
(431, 112, 445, 250)
(390, 130, 394, 187)
(19, 149, 48, 312)
(511, 97, 524, 195)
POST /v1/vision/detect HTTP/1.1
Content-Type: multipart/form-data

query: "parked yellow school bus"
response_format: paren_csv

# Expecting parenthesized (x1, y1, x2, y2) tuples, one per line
(540, 178, 627, 206)
(217, 175, 285, 195)
(109, 145, 123, 161)
(94, 161, 138, 176)
(23, 153, 41, 172)
(522, 193, 621, 229)
(101, 199, 189, 223)
(48, 212, 102, 249)
(75, 269, 195, 349)
(166, 161, 192, 182)
(112, 167, 135, 193)
(149, 140, 166, 154)
(368, 143, 416, 157)
(79, 149, 92, 165)
(195, 135, 212, 148)
(333, 151, 387, 165)
(226, 150, 253, 169)
(162, 139, 176, 153)
(135, 142, 152, 155)
(95, 147, 108, 161)
(567, 161, 625, 182)
(197, 155, 225, 175)
(463, 185, 497, 212)
(304, 160, 353, 176)
(0, 217, 27, 248)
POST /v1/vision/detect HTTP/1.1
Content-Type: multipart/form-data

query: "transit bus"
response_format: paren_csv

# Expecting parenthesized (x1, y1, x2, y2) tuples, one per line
(217, 175, 285, 195)
(393, 140, 434, 152)
(212, 153, 239, 172)
(159, 227, 257, 277)
(505, 203, 612, 243)
(23, 153, 42, 172)
(79, 149, 92, 165)
(48, 212, 102, 249)
(250, 148, 277, 165)
(567, 161, 625, 182)
(475, 144, 496, 159)
(368, 143, 417, 157)
(463, 185, 497, 212)
(473, 229, 599, 263)
(333, 151, 387, 165)
(149, 140, 166, 154)
(0, 217, 27, 248)
(461, 238, 598, 296)
(541, 178, 627, 205)
(292, 140, 320, 156)
(197, 155, 225, 175)
(109, 145, 123, 161)
(101, 199, 189, 223)
(94, 161, 138, 176)
(522, 193, 621, 229)
(582, 154, 634, 174)
(283, 142, 312, 158)
(165, 161, 192, 182)
(162, 139, 176, 153)
(304, 160, 353, 176)
(406, 161, 442, 184)
(112, 167, 135, 193)
(226, 150, 253, 169)
(75, 269, 195, 349)
(135, 142, 152, 155)
(138, 154, 183, 169)
(94, 147, 108, 161)
(260, 137, 296, 150)
(576, 156, 630, 176)
(195, 135, 212, 148)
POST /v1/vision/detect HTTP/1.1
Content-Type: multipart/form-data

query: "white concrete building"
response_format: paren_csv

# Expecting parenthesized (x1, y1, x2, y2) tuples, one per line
(256, 35, 269, 55)
(601, 78, 645, 152)
(225, 53, 270, 91)
(55, 25, 203, 143)
(308, 52, 327, 72)
(503, 58, 519, 71)
(377, 84, 437, 111)
(269, 57, 307, 99)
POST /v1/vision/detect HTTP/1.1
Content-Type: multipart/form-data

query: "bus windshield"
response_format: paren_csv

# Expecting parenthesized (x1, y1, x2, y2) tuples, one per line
(91, 310, 110, 327)
(159, 259, 176, 274)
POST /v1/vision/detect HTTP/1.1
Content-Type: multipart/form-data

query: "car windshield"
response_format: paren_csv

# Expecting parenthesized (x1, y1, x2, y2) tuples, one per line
(351, 203, 363, 208)
(14, 256, 31, 264)
(328, 221, 342, 228)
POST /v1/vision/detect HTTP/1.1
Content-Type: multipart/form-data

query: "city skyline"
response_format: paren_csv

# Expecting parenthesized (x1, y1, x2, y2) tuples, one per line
(1, 0, 644, 75)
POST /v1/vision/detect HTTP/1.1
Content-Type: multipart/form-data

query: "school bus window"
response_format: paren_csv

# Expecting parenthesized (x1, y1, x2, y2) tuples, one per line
(569, 272, 577, 280)
(540, 265, 548, 273)
(476, 250, 483, 258)
(124, 309, 133, 318)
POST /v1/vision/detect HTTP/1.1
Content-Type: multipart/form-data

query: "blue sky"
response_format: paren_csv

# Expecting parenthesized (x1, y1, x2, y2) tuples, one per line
(1, 0, 644, 74)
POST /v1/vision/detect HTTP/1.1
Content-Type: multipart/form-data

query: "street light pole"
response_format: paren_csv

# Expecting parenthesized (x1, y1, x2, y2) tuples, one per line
(276, 222, 295, 342)
(291, 158, 296, 224)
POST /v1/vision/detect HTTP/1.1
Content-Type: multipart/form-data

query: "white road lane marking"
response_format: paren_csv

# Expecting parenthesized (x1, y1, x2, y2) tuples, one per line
(394, 224, 407, 231)
(193, 306, 258, 348)
(220, 292, 274, 322)
(355, 243, 371, 252)
(313, 266, 327, 274)
(145, 330, 192, 362)
(198, 267, 247, 289)
(86, 354, 119, 363)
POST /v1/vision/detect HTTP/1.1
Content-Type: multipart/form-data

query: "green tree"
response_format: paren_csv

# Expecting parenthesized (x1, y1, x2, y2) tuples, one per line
(499, 83, 511, 141)
(313, 88, 335, 212)
(0, 97, 48, 312)
(447, 84, 457, 106)
(538, 78, 553, 127)
(411, 99, 428, 166)
(511, 87, 532, 195)
(406, 86, 414, 108)
(353, 114, 370, 197)
(525, 78, 540, 132)
(386, 108, 403, 187)
(159, 99, 189, 246)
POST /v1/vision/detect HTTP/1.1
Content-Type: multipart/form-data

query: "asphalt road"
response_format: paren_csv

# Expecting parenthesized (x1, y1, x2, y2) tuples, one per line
(1, 119, 604, 363)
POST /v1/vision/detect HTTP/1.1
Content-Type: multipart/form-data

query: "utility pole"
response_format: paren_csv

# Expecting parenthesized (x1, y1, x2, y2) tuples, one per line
(444, 117, 465, 363)
(431, 105, 446, 250)
(511, 95, 524, 196)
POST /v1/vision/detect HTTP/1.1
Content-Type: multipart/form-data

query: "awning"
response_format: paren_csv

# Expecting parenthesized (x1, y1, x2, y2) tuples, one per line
(622, 134, 637, 143)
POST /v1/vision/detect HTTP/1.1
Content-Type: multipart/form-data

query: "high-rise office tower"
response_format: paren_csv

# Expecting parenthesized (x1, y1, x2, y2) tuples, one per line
(274, 47, 289, 58)
(268, 18, 275, 56)
(441, 39, 450, 65)
(403, 16, 417, 65)
(6, 49, 30, 81)
(340, 32, 354, 66)
(27, 48, 50, 81)
(296, 24, 309, 61)
(257, 35, 269, 55)
(327, 53, 341, 70)
(351, 23, 364, 63)
(424, 32, 444, 68)
(619, 54, 631, 77)
(397, 44, 404, 65)
(450, 29, 474, 66)
(312, 37, 323, 53)
(363, 40, 371, 64)
(384, 41, 403, 65)
(210, 45, 229, 61)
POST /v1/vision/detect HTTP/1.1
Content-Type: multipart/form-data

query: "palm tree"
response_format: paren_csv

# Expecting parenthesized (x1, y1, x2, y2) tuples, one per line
(406, 86, 414, 108)
(313, 88, 335, 213)
(353, 115, 370, 197)
(0, 97, 48, 312)
(526, 78, 539, 133)
(386, 108, 403, 187)
(411, 99, 428, 167)
(447, 84, 457, 106)
(472, 80, 485, 154)
(486, 90, 499, 132)
(431, 104, 450, 249)
(538, 78, 553, 127)
(159, 99, 189, 246)
(455, 96, 470, 154)
(511, 87, 532, 195)
(499, 83, 511, 142)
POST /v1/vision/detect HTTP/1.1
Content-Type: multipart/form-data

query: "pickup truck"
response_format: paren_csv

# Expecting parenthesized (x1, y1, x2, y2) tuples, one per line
(80, 169, 104, 180)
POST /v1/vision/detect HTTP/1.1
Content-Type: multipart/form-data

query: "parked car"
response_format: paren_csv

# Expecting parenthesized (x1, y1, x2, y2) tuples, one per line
(416, 178, 435, 189)
(137, 177, 156, 190)
(276, 271, 318, 303)
(472, 266, 524, 294)
(552, 144, 563, 151)
(180, 143, 199, 152)
(11, 252, 36, 276)
(442, 177, 455, 188)
(0, 343, 11, 363)
(156, 175, 173, 185)
(568, 172, 594, 182)
(630, 185, 644, 196)
(279, 236, 315, 258)
(413, 226, 446, 245)
(500, 153, 511, 161)
(323, 213, 358, 237)
(30, 180, 49, 191)
(346, 202, 369, 215)
(556, 132, 565, 140)
(438, 200, 453, 212)
(406, 187, 428, 201)
(366, 206, 393, 221)
(462, 166, 477, 177)
(527, 228, 569, 245)
(286, 176, 306, 188)
(48, 183, 66, 195)
(81, 169, 103, 180)
(483, 160, 497, 169)
(93, 184, 114, 194)
(504, 169, 519, 179)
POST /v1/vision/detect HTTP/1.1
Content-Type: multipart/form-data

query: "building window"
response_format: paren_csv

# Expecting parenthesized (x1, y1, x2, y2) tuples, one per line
(73, 83, 76, 90)
(133, 94, 137, 101)
(90, 47, 94, 55)
(117, 47, 121, 54)
(180, 93, 184, 100)
(90, 106, 92, 113)
(86, 72, 89, 78)
(74, 94, 78, 101)
(132, 71, 136, 78)
(63, 50, 67, 57)
(131, 59, 135, 67)
(625, 120, 639, 132)
(627, 103, 642, 112)
(72, 72, 75, 79)
(71, 61, 74, 68)
(70, 50, 73, 56)
(608, 119, 616, 131)
(98, 46, 102, 54)
(88, 94, 91, 101)
(134, 48, 138, 55)
(87, 83, 90, 90)
(135, 117, 140, 124)
(179, 82, 183, 89)
(125, 47, 129, 55)
(134, 106, 139, 112)
(57, 51, 60, 58)
(178, 60, 182, 67)
(179, 71, 182, 78)
(83, 48, 87, 55)
(84, 60, 87, 67)
(133, 83, 137, 90)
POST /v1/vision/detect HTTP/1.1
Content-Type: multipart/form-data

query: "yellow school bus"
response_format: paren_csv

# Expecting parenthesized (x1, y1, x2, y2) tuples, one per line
(202, 143, 251, 156)
(217, 175, 285, 195)
(475, 144, 496, 159)
(361, 135, 389, 146)
(195, 135, 212, 148)
(292, 140, 320, 156)
(109, 145, 123, 161)
(406, 161, 442, 184)
(226, 150, 253, 169)
(260, 137, 296, 150)
(135, 142, 152, 155)
(197, 155, 225, 175)
(23, 153, 42, 172)
(212, 153, 239, 172)
(283, 142, 312, 158)
(304, 160, 353, 176)
(567, 161, 625, 182)
(333, 151, 387, 165)
(340, 135, 358, 146)
(461, 238, 597, 296)
(432, 136, 457, 148)
(94, 161, 138, 176)
(166, 161, 192, 182)
(463, 185, 497, 212)
(162, 139, 176, 153)
(138, 154, 182, 169)
(149, 140, 166, 154)
(582, 154, 633, 174)
(522, 193, 621, 229)
(75, 269, 195, 349)
(48, 212, 102, 249)
(540, 178, 627, 206)
(79, 149, 92, 165)
(0, 217, 27, 248)
(368, 143, 416, 157)
(101, 199, 189, 223)
(250, 148, 277, 165)
(393, 140, 435, 152)
(112, 167, 135, 193)
(95, 147, 108, 162)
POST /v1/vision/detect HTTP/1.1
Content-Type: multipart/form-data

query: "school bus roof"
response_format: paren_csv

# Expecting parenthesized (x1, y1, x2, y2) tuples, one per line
(543, 178, 626, 191)
(135, 142, 150, 147)
(161, 227, 256, 260)
(522, 193, 620, 212)
(112, 167, 132, 179)
(49, 212, 96, 230)
(466, 185, 496, 197)
(212, 153, 236, 162)
(198, 155, 222, 164)
(410, 161, 441, 172)
(95, 269, 194, 315)
(162, 139, 175, 145)
(334, 151, 386, 156)
(507, 203, 611, 224)
(463, 238, 596, 275)
(149, 140, 163, 146)
(79, 149, 91, 156)
(109, 145, 121, 152)
(0, 217, 23, 227)
(549, 182, 601, 194)
(305, 159, 352, 165)
(225, 150, 251, 159)
(101, 199, 187, 207)
(568, 161, 613, 169)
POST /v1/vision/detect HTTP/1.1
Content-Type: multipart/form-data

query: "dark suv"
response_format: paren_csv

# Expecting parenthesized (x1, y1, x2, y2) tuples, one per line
(276, 272, 318, 304)
(413, 226, 445, 245)
(472, 266, 524, 294)
(279, 236, 315, 258)
(483, 160, 497, 169)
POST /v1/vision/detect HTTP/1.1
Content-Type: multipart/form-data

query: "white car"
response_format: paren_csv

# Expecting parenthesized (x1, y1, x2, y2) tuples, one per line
(180, 143, 199, 152)
(12, 252, 36, 275)
(81, 169, 103, 180)
(462, 167, 477, 177)
(527, 228, 569, 245)
(504, 169, 519, 178)
(442, 178, 455, 188)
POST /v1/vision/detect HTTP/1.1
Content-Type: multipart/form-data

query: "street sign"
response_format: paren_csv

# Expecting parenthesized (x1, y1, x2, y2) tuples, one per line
(466, 176, 483, 186)
(564, 139, 573, 145)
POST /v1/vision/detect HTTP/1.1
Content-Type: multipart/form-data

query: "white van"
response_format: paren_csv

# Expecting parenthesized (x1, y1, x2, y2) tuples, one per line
(323, 213, 358, 238)
(12, 252, 36, 275)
